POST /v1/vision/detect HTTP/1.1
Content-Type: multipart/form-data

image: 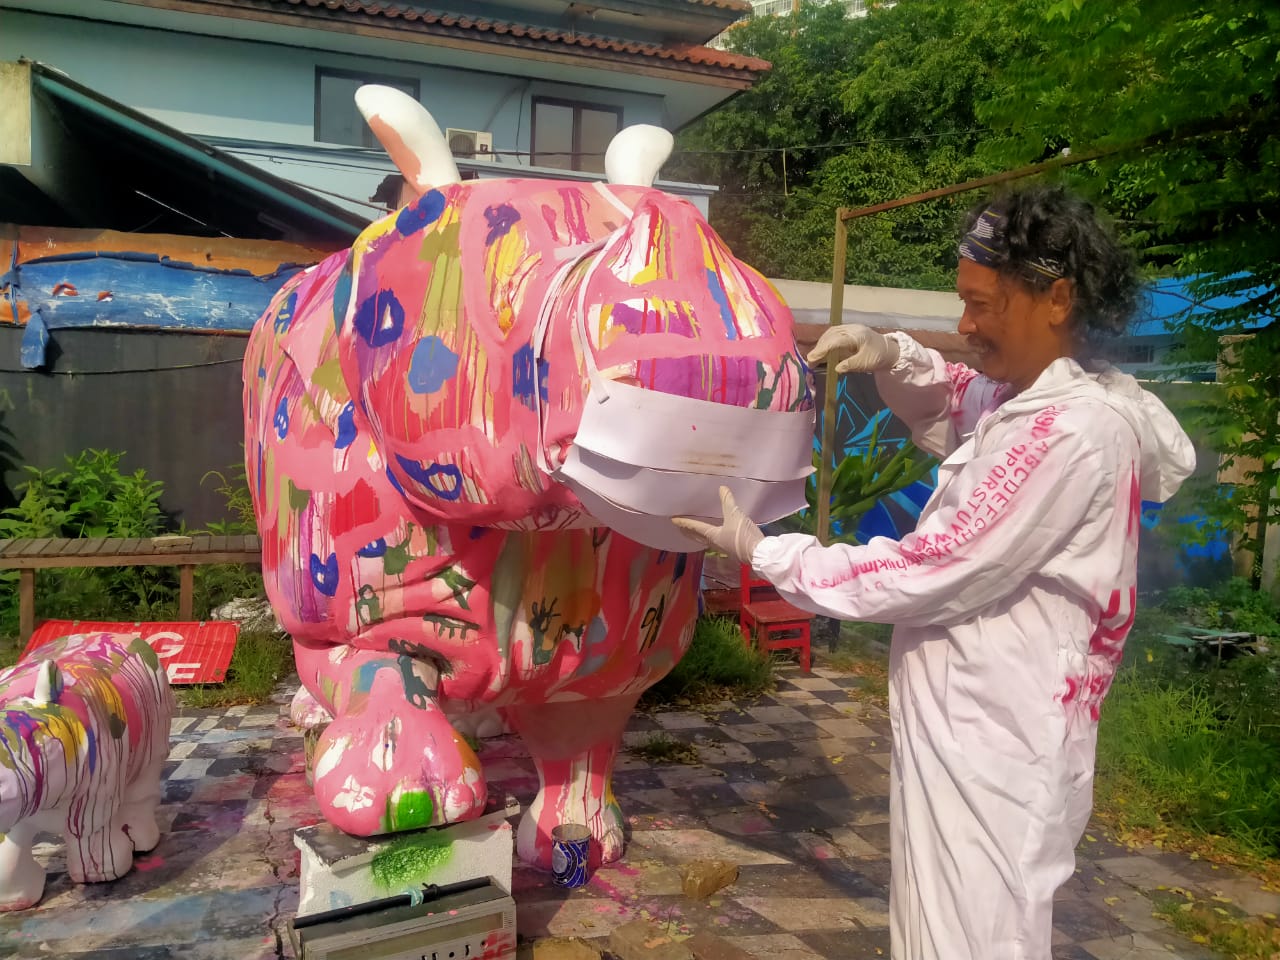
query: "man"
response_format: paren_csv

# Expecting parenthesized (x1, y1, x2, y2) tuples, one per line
(674, 185, 1195, 959)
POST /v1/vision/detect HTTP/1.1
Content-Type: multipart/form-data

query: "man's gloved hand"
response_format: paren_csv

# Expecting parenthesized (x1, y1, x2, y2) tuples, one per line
(673, 486, 764, 565)
(807, 324, 899, 375)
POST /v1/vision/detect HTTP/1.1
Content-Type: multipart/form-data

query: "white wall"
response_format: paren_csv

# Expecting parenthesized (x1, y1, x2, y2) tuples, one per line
(1, 9, 667, 156)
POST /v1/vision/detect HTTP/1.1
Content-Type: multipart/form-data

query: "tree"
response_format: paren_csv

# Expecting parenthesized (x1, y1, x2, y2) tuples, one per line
(979, 1, 1280, 589)
(673, 0, 1042, 288)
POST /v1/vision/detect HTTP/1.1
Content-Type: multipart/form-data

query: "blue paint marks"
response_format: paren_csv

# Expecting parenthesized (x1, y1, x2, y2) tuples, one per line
(353, 289, 405, 347)
(673, 552, 688, 581)
(358, 538, 387, 558)
(335, 402, 357, 449)
(484, 203, 521, 246)
(396, 190, 447, 235)
(511, 344, 550, 410)
(706, 268, 737, 340)
(408, 336, 459, 394)
(512, 344, 537, 410)
(310, 552, 340, 597)
(274, 290, 298, 333)
(333, 256, 353, 332)
(395, 454, 463, 501)
(273, 398, 290, 440)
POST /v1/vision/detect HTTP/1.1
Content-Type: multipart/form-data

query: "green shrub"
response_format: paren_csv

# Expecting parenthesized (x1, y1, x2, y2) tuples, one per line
(642, 615, 773, 706)
(0, 450, 174, 633)
(1096, 667, 1280, 859)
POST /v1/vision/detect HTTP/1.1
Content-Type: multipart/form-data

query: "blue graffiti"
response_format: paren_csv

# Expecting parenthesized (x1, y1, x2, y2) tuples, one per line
(353, 288, 405, 347)
(705, 268, 737, 340)
(335, 402, 357, 449)
(310, 552, 340, 597)
(273, 398, 289, 440)
(358, 538, 387, 558)
(408, 336, 460, 394)
(396, 190, 447, 236)
(484, 202, 521, 246)
(395, 455, 464, 501)
(511, 344, 548, 410)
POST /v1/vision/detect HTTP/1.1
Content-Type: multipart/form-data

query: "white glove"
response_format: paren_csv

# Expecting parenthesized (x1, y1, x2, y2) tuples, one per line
(672, 486, 764, 565)
(807, 324, 899, 375)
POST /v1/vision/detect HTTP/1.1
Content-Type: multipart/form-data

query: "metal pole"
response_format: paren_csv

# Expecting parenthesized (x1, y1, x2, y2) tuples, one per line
(815, 208, 849, 546)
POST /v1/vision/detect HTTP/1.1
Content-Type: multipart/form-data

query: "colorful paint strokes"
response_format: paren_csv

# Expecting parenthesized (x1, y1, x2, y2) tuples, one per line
(244, 176, 812, 870)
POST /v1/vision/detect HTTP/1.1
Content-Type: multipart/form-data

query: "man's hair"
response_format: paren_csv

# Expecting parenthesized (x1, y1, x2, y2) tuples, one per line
(961, 185, 1140, 342)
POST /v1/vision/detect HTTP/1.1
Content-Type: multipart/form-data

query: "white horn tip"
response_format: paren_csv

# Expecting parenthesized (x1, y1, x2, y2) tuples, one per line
(605, 125, 675, 188)
(354, 85, 462, 191)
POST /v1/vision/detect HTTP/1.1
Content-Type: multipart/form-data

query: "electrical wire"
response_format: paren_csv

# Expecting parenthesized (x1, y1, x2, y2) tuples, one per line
(0, 356, 248, 376)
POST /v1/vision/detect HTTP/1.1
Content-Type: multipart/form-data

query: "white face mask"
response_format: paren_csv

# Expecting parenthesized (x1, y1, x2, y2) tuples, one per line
(533, 242, 815, 553)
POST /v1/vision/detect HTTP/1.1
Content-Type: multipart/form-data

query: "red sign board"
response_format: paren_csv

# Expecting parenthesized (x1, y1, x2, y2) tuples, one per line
(23, 620, 240, 685)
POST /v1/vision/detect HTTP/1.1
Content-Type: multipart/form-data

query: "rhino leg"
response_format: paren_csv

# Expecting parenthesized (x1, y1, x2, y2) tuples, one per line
(503, 694, 638, 871)
(65, 810, 134, 884)
(119, 753, 166, 854)
(300, 643, 487, 836)
(0, 819, 47, 911)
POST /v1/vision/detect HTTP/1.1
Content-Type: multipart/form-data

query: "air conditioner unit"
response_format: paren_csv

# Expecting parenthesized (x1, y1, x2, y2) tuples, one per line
(446, 128, 495, 162)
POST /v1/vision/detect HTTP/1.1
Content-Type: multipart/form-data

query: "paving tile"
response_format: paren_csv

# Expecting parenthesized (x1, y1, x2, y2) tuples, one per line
(1077, 931, 1213, 960)
(814, 717, 878, 739)
(725, 933, 824, 960)
(720, 723, 785, 743)
(1093, 856, 1196, 893)
(655, 711, 715, 731)
(1052, 896, 1133, 942)
(745, 705, 809, 725)
(737, 896, 889, 932)
(795, 928, 893, 959)
(627, 829, 792, 867)
(784, 677, 843, 692)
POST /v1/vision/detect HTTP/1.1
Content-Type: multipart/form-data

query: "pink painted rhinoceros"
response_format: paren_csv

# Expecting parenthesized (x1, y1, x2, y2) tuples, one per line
(242, 88, 814, 869)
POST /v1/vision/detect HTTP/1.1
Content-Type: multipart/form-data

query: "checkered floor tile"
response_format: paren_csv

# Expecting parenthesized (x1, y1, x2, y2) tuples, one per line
(2, 668, 1273, 959)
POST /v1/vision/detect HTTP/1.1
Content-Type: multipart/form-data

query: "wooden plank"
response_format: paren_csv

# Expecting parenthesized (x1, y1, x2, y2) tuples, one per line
(19, 569, 35, 645)
(178, 566, 194, 621)
(207, 535, 229, 553)
(0, 540, 19, 558)
(70, 536, 109, 557)
(18, 538, 55, 557)
(94, 539, 129, 558)
(114, 538, 145, 557)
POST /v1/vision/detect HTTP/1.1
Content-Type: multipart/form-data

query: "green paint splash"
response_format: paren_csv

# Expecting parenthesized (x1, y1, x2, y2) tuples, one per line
(370, 827, 453, 891)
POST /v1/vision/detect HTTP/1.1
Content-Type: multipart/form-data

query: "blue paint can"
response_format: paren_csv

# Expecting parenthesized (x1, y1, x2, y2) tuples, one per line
(550, 824, 591, 888)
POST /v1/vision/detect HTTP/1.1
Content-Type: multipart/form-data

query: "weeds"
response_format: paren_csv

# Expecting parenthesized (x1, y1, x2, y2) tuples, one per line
(178, 630, 292, 708)
(1151, 889, 1280, 960)
(824, 621, 892, 705)
(642, 616, 772, 708)
(628, 733, 700, 765)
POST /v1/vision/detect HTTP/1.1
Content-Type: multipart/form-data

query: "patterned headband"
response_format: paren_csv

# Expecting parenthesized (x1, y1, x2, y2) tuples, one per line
(959, 208, 1065, 281)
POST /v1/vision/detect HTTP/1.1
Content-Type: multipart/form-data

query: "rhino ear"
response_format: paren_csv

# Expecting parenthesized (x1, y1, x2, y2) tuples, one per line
(33, 660, 61, 706)
(605, 125, 674, 188)
(355, 85, 462, 195)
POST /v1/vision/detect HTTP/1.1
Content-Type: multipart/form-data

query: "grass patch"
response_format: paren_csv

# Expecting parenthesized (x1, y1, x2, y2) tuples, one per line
(627, 733, 700, 765)
(1151, 889, 1280, 959)
(178, 629, 293, 708)
(641, 615, 772, 708)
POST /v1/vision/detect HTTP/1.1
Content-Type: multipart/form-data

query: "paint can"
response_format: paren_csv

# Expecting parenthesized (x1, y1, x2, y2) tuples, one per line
(550, 824, 591, 888)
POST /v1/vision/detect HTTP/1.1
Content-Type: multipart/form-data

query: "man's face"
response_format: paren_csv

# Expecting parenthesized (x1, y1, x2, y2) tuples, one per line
(956, 259, 1071, 391)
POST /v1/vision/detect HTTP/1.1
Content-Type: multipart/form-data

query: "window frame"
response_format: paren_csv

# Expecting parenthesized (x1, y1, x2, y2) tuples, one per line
(530, 96, 624, 172)
(314, 67, 422, 147)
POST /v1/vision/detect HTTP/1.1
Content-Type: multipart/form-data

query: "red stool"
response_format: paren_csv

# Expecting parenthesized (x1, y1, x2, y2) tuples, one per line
(738, 563, 813, 672)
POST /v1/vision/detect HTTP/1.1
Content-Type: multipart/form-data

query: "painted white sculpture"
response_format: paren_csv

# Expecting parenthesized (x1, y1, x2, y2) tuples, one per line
(0, 632, 174, 911)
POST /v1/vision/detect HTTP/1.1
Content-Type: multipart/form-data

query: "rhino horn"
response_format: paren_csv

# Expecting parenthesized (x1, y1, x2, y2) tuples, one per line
(33, 660, 61, 706)
(605, 125, 674, 188)
(355, 85, 462, 194)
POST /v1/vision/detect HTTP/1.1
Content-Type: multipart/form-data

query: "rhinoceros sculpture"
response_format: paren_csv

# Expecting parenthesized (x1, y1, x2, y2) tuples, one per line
(243, 87, 814, 869)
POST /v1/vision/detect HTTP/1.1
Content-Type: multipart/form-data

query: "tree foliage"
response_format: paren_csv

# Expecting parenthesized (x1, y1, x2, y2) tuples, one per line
(980, 1, 1280, 587)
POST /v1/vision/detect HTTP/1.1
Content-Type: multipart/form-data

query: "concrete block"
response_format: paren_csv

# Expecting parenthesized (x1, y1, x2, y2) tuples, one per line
(295, 799, 519, 916)
(607, 919, 694, 960)
(680, 860, 739, 900)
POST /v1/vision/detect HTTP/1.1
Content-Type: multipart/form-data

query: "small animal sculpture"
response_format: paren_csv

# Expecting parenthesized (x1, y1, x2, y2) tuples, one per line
(0, 632, 174, 910)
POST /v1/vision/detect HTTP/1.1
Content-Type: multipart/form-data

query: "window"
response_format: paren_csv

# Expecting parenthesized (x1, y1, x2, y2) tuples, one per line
(1116, 342, 1156, 364)
(315, 68, 420, 148)
(531, 97, 623, 174)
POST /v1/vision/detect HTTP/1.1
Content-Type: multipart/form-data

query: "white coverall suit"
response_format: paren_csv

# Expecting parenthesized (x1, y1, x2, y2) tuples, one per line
(753, 333, 1195, 960)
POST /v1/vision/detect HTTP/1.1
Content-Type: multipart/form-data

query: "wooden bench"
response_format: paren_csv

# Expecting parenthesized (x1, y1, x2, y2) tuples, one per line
(0, 535, 262, 644)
